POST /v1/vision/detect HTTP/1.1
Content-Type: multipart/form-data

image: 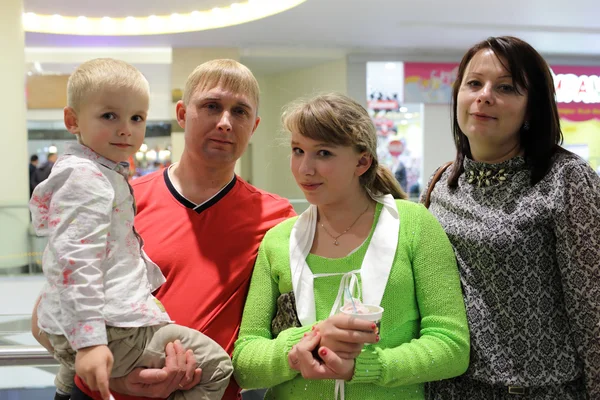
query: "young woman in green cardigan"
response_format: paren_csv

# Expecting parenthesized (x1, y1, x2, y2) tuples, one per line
(232, 93, 470, 399)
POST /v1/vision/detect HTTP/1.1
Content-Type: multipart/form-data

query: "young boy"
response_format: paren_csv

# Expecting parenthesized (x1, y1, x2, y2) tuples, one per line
(30, 58, 233, 400)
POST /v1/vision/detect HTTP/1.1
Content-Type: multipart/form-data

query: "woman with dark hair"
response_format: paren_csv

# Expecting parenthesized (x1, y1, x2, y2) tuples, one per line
(424, 36, 600, 399)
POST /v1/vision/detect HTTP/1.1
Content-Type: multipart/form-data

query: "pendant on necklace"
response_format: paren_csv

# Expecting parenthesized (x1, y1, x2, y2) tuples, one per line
(334, 240, 339, 246)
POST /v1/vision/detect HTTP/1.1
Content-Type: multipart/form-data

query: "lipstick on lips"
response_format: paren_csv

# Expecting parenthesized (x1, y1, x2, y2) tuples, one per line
(471, 112, 497, 121)
(301, 182, 321, 191)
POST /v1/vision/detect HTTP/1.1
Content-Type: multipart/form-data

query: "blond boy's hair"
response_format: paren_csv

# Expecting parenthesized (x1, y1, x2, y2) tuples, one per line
(182, 59, 259, 112)
(67, 58, 150, 111)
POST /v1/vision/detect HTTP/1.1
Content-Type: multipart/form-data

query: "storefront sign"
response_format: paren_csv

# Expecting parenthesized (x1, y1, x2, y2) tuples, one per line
(403, 63, 459, 104)
(551, 66, 600, 121)
(367, 100, 399, 110)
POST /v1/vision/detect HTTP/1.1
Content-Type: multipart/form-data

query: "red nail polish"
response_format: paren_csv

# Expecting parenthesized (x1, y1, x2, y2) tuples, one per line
(320, 348, 327, 356)
(311, 326, 316, 331)
(376, 335, 380, 342)
(304, 333, 308, 337)
(371, 323, 377, 330)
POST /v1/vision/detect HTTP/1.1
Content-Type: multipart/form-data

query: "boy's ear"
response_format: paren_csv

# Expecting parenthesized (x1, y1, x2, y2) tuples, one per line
(63, 107, 80, 135)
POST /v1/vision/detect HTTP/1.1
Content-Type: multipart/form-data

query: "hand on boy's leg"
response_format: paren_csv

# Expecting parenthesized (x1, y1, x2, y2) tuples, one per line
(75, 345, 114, 400)
(108, 340, 201, 398)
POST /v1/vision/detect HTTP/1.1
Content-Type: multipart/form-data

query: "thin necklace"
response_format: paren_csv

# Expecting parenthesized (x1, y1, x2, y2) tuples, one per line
(319, 204, 370, 246)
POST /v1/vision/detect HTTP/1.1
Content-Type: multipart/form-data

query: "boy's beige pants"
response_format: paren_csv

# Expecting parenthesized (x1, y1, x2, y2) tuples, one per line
(45, 323, 233, 400)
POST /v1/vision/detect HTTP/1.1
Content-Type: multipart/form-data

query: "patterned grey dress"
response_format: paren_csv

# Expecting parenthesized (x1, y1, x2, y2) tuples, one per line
(423, 151, 600, 399)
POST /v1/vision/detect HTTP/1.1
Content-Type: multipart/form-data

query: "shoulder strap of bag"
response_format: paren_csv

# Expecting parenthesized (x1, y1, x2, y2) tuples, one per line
(424, 161, 453, 209)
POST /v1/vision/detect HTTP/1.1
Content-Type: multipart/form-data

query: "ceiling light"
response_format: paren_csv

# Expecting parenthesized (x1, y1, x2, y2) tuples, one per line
(22, 0, 306, 36)
(23, 12, 38, 26)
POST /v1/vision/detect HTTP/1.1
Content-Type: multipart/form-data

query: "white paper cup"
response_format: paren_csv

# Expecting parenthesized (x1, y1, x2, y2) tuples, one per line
(340, 304, 384, 331)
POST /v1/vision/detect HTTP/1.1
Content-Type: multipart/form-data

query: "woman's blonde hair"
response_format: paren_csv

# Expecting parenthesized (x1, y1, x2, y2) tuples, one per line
(182, 59, 259, 113)
(67, 58, 149, 112)
(282, 93, 406, 199)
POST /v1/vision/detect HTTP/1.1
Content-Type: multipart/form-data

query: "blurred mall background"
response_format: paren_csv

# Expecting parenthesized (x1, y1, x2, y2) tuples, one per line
(1, 0, 600, 397)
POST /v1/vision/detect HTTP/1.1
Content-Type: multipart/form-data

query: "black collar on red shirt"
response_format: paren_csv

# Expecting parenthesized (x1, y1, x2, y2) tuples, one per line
(163, 167, 237, 214)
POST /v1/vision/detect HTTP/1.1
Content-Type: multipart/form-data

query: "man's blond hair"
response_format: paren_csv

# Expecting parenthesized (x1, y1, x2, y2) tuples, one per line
(182, 59, 259, 112)
(67, 58, 149, 111)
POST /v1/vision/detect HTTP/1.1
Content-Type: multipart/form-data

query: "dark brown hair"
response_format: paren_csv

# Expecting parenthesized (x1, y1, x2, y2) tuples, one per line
(448, 36, 563, 187)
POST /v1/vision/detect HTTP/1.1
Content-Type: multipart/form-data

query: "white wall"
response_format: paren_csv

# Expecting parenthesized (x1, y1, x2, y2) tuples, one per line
(26, 63, 172, 122)
(422, 104, 455, 182)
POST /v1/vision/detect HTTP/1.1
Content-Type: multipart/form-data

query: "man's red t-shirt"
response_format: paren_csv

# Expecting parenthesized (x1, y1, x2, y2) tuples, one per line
(76, 170, 295, 400)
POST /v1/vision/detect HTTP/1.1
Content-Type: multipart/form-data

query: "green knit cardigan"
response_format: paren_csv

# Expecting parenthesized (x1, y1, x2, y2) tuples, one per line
(233, 200, 469, 399)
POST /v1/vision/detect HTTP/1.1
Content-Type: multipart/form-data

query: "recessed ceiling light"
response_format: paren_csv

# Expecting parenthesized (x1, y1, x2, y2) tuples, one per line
(22, 0, 306, 35)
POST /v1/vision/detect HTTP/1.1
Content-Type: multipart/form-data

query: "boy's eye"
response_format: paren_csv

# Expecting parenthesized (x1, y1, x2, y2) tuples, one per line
(132, 115, 145, 122)
(292, 147, 303, 155)
(102, 112, 116, 120)
(317, 150, 332, 157)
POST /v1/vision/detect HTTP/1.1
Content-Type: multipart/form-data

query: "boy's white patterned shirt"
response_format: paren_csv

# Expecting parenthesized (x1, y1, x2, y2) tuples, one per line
(31, 142, 171, 350)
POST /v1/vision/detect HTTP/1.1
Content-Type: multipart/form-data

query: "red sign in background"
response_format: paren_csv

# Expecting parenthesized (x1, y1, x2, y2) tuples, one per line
(551, 65, 600, 122)
(388, 140, 404, 157)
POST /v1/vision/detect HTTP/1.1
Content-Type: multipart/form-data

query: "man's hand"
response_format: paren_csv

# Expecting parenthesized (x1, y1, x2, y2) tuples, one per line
(75, 345, 114, 400)
(109, 340, 202, 398)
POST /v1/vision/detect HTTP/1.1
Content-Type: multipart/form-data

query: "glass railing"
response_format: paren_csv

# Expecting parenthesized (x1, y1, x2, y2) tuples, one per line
(0, 202, 55, 394)
(0, 204, 44, 277)
(0, 313, 58, 395)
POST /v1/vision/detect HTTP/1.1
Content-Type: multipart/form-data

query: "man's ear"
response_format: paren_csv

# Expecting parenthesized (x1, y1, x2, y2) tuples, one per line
(356, 153, 373, 177)
(251, 116, 261, 136)
(64, 107, 80, 135)
(175, 100, 186, 130)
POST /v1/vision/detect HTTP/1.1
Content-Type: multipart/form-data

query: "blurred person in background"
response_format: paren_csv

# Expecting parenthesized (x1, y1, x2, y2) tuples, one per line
(31, 151, 57, 190)
(29, 154, 39, 196)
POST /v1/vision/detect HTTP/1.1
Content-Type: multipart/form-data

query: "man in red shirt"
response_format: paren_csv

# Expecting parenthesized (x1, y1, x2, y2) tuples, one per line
(33, 59, 295, 400)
